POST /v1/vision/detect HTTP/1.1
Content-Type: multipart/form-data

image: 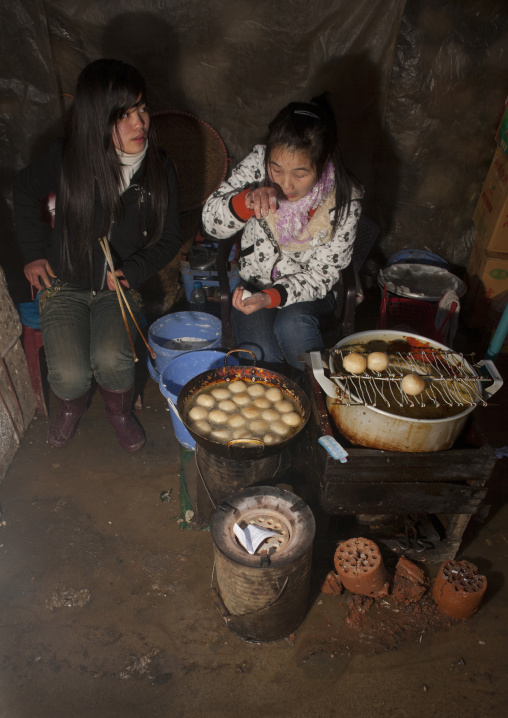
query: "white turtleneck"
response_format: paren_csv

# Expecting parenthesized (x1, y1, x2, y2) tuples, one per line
(116, 143, 148, 192)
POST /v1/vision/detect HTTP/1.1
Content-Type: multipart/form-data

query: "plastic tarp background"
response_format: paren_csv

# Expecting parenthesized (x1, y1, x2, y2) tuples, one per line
(1, 0, 507, 302)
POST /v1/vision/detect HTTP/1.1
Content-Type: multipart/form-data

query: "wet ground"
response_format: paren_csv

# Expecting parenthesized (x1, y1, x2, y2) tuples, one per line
(1, 323, 507, 717)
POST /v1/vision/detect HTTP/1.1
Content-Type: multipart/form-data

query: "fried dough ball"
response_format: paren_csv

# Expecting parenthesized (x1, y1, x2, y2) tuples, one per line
(232, 391, 251, 407)
(275, 400, 294, 414)
(272, 421, 290, 437)
(217, 399, 236, 413)
(249, 419, 269, 435)
(227, 413, 247, 429)
(241, 405, 260, 420)
(342, 352, 367, 374)
(253, 396, 271, 410)
(193, 419, 211, 435)
(263, 433, 278, 445)
(232, 427, 253, 440)
(208, 409, 228, 425)
(401, 373, 425, 396)
(281, 411, 302, 427)
(188, 405, 209, 422)
(367, 351, 390, 372)
(211, 387, 231, 401)
(211, 429, 232, 442)
(229, 380, 248, 394)
(265, 387, 283, 403)
(261, 408, 280, 422)
(196, 393, 215, 408)
(247, 383, 266, 398)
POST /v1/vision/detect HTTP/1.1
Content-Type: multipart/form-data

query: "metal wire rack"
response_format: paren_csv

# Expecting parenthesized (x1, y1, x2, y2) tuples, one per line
(330, 349, 489, 409)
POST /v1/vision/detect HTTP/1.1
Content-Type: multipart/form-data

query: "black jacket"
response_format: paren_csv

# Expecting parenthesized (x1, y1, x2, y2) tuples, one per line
(13, 140, 182, 290)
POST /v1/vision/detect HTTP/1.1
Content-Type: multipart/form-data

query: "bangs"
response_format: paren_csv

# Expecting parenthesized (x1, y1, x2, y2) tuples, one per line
(110, 80, 147, 121)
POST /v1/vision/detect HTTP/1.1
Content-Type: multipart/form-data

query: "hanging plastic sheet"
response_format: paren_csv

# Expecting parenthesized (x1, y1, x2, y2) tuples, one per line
(2, 0, 508, 300)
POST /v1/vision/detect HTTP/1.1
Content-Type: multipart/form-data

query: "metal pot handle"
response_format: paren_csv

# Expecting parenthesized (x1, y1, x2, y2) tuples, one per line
(224, 349, 257, 366)
(310, 351, 338, 398)
(477, 359, 504, 399)
(227, 437, 265, 457)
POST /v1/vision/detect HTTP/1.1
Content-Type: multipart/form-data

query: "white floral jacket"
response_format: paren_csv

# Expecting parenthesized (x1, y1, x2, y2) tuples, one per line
(202, 145, 364, 306)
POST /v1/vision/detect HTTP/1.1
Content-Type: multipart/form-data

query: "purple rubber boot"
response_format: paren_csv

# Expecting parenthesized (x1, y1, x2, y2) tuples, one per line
(48, 391, 89, 447)
(99, 384, 145, 452)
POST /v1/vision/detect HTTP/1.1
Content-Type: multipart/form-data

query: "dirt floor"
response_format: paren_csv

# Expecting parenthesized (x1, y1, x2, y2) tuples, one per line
(1, 327, 507, 717)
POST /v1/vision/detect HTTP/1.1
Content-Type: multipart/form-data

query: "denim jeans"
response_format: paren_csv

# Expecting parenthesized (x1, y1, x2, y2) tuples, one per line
(231, 286, 336, 372)
(39, 281, 142, 400)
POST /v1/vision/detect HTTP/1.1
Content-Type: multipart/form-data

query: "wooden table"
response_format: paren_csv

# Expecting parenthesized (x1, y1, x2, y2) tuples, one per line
(292, 370, 498, 564)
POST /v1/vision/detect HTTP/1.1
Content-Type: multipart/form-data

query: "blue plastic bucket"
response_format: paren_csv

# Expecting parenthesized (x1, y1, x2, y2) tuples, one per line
(159, 349, 239, 450)
(148, 311, 222, 381)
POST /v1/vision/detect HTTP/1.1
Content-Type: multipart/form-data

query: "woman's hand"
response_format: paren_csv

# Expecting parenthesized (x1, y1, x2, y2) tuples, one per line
(107, 269, 130, 291)
(24, 259, 56, 290)
(244, 186, 279, 219)
(232, 286, 270, 315)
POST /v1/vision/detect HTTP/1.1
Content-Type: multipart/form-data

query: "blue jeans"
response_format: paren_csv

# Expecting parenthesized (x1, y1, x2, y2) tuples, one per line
(39, 281, 142, 400)
(231, 287, 336, 371)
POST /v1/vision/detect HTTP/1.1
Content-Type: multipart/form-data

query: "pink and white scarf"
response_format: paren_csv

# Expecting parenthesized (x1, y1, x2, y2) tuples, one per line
(275, 161, 335, 246)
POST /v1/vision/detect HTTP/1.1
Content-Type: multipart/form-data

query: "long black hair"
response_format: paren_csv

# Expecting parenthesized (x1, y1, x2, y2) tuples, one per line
(264, 95, 356, 227)
(60, 59, 168, 280)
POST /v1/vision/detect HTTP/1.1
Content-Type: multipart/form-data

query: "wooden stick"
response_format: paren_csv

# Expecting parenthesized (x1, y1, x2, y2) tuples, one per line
(98, 237, 138, 362)
(114, 274, 156, 361)
(98, 237, 156, 360)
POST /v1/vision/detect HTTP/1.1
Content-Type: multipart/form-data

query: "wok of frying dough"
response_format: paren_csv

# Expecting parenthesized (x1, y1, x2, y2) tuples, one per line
(186, 380, 303, 445)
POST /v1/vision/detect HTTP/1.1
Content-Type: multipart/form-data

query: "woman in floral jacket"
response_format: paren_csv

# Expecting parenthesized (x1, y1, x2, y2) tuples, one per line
(202, 97, 363, 372)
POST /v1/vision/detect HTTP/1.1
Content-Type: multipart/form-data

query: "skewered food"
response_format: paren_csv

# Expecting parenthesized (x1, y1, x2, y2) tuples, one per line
(401, 373, 425, 396)
(343, 352, 367, 374)
(367, 351, 389, 372)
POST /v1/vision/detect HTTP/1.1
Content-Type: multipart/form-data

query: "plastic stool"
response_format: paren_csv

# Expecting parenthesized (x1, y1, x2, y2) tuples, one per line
(22, 325, 48, 417)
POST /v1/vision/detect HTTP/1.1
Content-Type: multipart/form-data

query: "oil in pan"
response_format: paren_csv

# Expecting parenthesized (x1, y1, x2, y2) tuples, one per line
(210, 486, 315, 642)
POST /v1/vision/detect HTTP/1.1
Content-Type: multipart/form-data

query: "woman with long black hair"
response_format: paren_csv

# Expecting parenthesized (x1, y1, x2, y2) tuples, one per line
(14, 59, 182, 451)
(203, 96, 363, 373)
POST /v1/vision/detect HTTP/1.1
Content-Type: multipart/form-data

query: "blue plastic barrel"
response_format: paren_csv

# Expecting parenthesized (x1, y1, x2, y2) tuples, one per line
(147, 311, 222, 381)
(386, 249, 449, 269)
(159, 349, 239, 450)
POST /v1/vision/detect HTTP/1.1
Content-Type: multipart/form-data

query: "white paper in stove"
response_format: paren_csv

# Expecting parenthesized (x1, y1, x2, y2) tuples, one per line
(233, 523, 278, 555)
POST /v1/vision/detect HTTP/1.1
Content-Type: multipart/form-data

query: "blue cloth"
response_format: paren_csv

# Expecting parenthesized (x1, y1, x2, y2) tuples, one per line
(231, 284, 336, 371)
(16, 301, 41, 329)
(16, 291, 42, 329)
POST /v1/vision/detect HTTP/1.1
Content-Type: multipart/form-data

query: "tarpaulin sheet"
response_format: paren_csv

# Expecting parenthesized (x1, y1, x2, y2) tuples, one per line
(1, 0, 507, 301)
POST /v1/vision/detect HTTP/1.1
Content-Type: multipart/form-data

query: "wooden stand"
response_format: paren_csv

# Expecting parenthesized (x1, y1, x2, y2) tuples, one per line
(293, 370, 497, 564)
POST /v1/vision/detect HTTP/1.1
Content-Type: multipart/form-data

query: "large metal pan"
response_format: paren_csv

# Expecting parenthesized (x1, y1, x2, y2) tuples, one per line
(176, 351, 310, 460)
(320, 330, 502, 453)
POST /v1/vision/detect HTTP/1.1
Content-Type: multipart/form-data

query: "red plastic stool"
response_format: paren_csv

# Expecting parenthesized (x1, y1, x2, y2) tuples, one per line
(22, 324, 48, 417)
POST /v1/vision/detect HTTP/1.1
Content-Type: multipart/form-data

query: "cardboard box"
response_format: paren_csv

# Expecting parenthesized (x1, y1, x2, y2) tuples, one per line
(472, 145, 508, 254)
(464, 242, 508, 327)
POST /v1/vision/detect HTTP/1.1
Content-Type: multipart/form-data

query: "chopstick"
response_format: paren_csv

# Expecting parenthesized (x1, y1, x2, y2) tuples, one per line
(98, 237, 137, 361)
(98, 236, 156, 362)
